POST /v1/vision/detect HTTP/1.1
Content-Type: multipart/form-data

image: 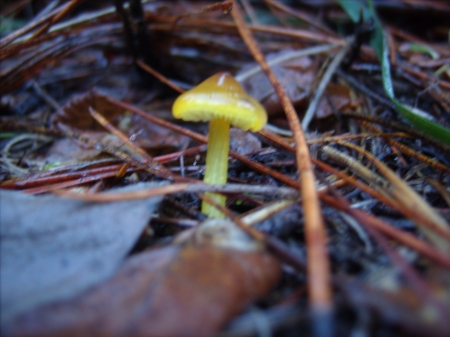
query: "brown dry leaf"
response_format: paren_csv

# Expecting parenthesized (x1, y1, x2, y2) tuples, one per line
(54, 90, 190, 155)
(40, 137, 104, 163)
(239, 53, 314, 116)
(315, 83, 352, 119)
(55, 90, 125, 132)
(1, 183, 167, 324)
(5, 219, 281, 337)
(229, 128, 262, 155)
(125, 112, 191, 156)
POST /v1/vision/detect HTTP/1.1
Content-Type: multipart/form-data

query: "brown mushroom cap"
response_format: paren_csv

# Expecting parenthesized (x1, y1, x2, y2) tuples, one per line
(172, 72, 267, 132)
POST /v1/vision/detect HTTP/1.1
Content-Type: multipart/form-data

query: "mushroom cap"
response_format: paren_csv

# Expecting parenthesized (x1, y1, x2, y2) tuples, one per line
(172, 72, 267, 132)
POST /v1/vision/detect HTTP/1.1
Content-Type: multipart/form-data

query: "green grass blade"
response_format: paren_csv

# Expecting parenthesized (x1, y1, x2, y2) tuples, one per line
(336, 0, 450, 145)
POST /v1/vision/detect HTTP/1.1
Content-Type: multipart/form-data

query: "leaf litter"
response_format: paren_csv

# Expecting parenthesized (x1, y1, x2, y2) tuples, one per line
(1, 182, 167, 325)
(4, 219, 281, 337)
(1, 1, 450, 337)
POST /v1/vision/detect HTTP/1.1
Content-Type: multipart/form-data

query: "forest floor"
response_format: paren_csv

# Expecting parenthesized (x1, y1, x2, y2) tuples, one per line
(1, 1, 450, 337)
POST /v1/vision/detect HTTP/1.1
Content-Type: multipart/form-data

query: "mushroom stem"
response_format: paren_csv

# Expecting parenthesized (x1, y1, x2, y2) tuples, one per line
(202, 118, 230, 218)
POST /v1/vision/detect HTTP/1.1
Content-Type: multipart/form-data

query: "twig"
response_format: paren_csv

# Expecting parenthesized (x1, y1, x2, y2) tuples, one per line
(55, 183, 299, 202)
(235, 44, 338, 82)
(230, 3, 333, 337)
(240, 0, 259, 24)
(239, 199, 296, 226)
(30, 0, 85, 39)
(0, 2, 68, 47)
(136, 60, 184, 93)
(23, 167, 141, 194)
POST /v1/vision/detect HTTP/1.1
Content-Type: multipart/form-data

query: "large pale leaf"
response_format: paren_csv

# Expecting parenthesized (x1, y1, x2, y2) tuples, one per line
(5, 219, 281, 337)
(0, 182, 165, 324)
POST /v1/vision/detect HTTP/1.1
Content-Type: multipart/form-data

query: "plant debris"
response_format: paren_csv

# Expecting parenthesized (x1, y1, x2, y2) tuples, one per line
(1, 1, 449, 336)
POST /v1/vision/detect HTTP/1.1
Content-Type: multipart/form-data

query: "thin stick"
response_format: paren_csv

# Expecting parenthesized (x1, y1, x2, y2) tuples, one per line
(30, 0, 85, 39)
(136, 60, 184, 94)
(56, 183, 298, 203)
(230, 3, 332, 336)
(0, 3, 68, 47)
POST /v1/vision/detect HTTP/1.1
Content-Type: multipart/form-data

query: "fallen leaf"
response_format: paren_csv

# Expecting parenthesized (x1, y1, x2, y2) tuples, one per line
(54, 90, 190, 155)
(239, 52, 314, 116)
(315, 83, 352, 119)
(5, 219, 281, 337)
(38, 137, 103, 163)
(230, 128, 262, 155)
(54, 90, 125, 132)
(0, 182, 166, 325)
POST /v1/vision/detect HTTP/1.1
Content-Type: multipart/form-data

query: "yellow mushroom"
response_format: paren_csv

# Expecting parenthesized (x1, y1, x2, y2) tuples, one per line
(172, 72, 267, 218)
